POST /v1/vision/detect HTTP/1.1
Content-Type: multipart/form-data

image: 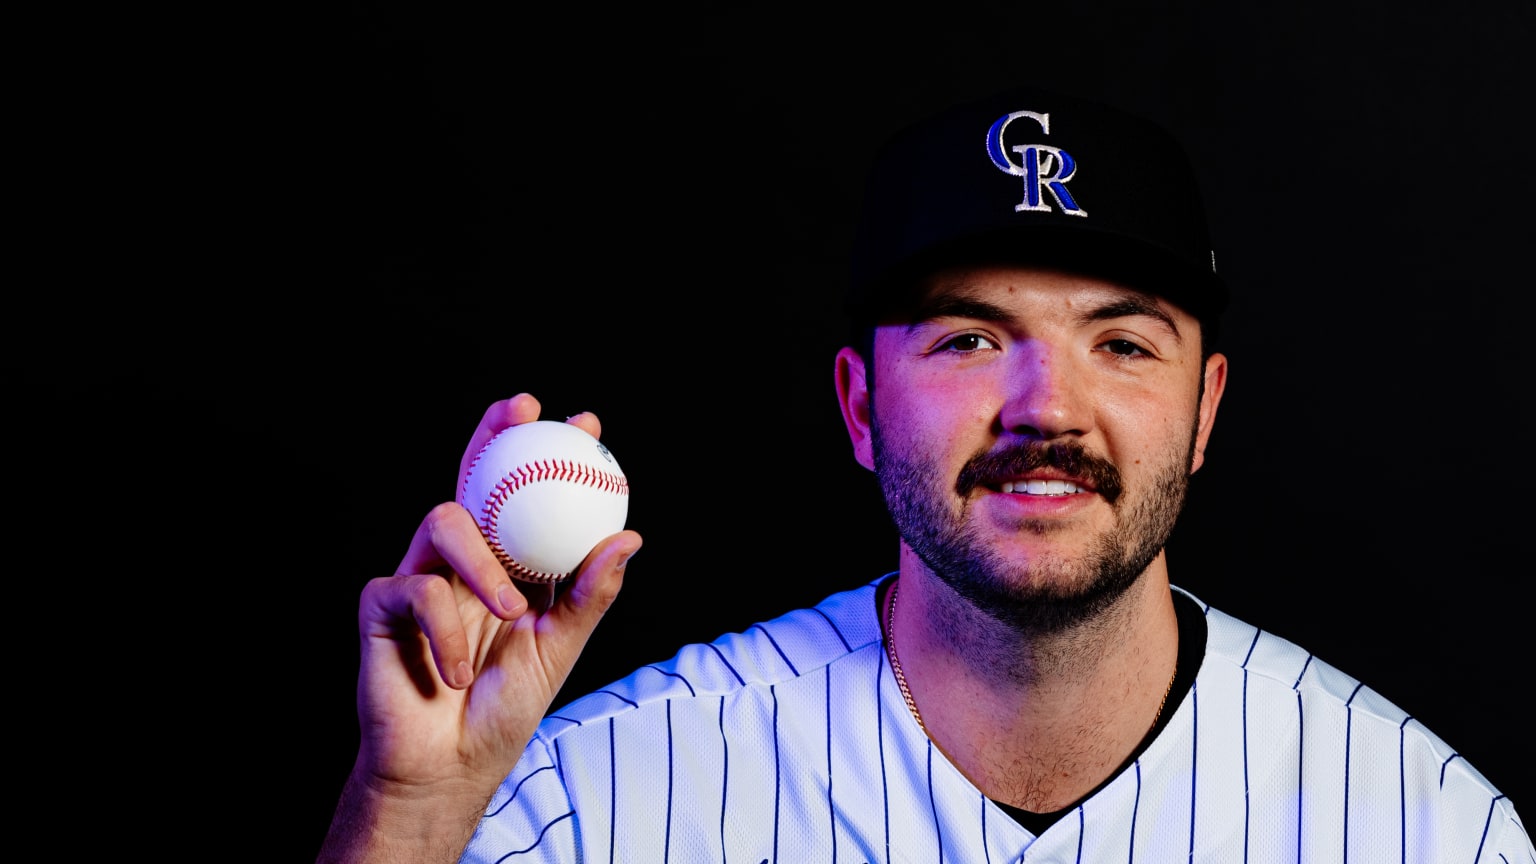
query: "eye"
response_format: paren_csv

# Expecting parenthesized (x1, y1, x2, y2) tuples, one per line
(936, 332, 999, 354)
(1100, 338, 1151, 358)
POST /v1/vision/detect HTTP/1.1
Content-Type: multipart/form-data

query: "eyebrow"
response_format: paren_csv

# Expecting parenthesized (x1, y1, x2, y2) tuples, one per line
(905, 290, 1183, 341)
(903, 294, 1012, 332)
(1086, 296, 1182, 340)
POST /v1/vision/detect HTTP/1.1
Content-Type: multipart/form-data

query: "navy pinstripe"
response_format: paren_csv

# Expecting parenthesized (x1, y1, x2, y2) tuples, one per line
(1129, 760, 1144, 862)
(1399, 717, 1409, 864)
(825, 668, 837, 864)
(1296, 686, 1305, 863)
(772, 684, 781, 863)
(978, 792, 994, 864)
(1186, 679, 1198, 863)
(1345, 681, 1364, 863)
(607, 718, 616, 863)
(1241, 629, 1257, 864)
(718, 696, 728, 861)
(665, 701, 674, 861)
(926, 741, 941, 863)
(490, 810, 575, 861)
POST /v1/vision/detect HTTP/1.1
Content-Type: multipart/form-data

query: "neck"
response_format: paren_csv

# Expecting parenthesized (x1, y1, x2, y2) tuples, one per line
(884, 557, 1180, 812)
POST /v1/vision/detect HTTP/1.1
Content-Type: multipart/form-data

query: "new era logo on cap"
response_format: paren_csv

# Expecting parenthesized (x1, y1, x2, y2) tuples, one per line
(847, 86, 1227, 329)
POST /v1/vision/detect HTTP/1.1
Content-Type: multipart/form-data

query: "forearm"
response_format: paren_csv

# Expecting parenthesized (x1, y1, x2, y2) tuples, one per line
(316, 764, 488, 864)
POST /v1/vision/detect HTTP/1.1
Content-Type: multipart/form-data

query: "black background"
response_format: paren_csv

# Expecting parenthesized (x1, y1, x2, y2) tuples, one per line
(33, 2, 1531, 857)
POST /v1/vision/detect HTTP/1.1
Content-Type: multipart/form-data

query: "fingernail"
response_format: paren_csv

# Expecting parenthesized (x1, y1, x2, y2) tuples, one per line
(453, 661, 473, 688)
(498, 584, 520, 614)
(618, 548, 638, 570)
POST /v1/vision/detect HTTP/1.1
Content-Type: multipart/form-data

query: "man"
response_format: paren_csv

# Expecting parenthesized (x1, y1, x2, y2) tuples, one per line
(318, 87, 1532, 862)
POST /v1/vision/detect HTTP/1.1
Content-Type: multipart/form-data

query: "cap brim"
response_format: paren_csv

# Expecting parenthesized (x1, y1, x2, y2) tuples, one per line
(847, 223, 1228, 327)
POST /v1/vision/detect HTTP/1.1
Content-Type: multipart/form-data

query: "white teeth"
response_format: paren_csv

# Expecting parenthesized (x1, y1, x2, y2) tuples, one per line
(1001, 479, 1083, 495)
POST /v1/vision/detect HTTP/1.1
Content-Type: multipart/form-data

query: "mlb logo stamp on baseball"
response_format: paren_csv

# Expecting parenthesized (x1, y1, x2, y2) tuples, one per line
(457, 421, 630, 583)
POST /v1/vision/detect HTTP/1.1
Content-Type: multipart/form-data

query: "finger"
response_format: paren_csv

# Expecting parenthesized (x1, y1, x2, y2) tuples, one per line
(563, 530, 641, 612)
(541, 529, 643, 679)
(399, 501, 530, 621)
(384, 502, 530, 691)
(458, 394, 544, 483)
(358, 570, 474, 691)
(562, 410, 601, 441)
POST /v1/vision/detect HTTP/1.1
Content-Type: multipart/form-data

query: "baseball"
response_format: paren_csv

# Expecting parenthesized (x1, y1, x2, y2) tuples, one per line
(457, 420, 630, 583)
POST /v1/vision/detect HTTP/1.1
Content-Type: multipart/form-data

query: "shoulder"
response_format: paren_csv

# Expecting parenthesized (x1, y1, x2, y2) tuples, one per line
(1174, 586, 1511, 801)
(1176, 586, 1382, 704)
(1180, 585, 1420, 729)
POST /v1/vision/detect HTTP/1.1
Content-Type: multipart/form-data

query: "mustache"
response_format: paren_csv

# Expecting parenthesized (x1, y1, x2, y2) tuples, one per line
(955, 441, 1124, 503)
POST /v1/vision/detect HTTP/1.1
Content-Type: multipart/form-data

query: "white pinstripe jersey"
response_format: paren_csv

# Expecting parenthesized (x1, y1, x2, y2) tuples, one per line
(462, 578, 1533, 863)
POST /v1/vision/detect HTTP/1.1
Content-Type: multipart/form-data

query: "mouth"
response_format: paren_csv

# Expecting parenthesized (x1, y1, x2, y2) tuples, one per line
(998, 478, 1088, 496)
(959, 442, 1122, 503)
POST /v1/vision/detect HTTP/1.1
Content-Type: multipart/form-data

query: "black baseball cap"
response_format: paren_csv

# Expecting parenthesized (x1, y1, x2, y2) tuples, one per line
(847, 86, 1227, 335)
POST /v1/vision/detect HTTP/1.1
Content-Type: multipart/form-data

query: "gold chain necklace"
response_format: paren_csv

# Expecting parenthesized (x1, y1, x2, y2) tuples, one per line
(885, 578, 928, 734)
(882, 578, 1178, 737)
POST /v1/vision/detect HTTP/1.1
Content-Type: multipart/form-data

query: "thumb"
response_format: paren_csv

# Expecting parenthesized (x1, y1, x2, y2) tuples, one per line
(546, 529, 642, 656)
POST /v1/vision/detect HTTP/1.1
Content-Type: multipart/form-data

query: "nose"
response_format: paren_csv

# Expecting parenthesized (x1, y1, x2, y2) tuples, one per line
(998, 341, 1090, 439)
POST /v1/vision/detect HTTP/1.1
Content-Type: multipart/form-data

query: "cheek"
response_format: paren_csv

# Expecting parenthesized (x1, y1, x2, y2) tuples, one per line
(1101, 386, 1198, 464)
(877, 367, 999, 443)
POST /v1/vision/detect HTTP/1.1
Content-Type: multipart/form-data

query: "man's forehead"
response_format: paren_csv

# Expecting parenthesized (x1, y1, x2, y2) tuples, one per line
(908, 265, 1178, 323)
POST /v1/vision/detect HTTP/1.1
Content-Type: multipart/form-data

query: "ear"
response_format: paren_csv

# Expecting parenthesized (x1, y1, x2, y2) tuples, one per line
(1190, 352, 1228, 474)
(834, 345, 877, 472)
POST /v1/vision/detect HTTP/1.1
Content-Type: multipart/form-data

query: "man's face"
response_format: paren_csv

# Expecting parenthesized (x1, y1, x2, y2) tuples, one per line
(858, 264, 1225, 633)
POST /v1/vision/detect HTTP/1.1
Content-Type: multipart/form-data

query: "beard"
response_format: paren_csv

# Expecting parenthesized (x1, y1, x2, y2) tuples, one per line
(871, 414, 1196, 637)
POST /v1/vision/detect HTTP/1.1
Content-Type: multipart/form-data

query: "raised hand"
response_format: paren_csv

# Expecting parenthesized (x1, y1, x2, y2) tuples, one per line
(318, 394, 642, 864)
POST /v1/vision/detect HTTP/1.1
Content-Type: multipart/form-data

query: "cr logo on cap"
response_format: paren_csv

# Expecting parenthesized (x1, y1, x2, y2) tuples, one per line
(986, 110, 1087, 217)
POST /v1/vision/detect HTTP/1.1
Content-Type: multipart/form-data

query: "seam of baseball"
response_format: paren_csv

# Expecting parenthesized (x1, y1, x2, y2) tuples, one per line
(488, 458, 629, 499)
(479, 458, 629, 580)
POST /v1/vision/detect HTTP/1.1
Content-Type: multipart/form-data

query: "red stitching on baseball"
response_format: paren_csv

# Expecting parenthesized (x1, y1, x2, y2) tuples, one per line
(474, 458, 629, 580)
(484, 458, 629, 498)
